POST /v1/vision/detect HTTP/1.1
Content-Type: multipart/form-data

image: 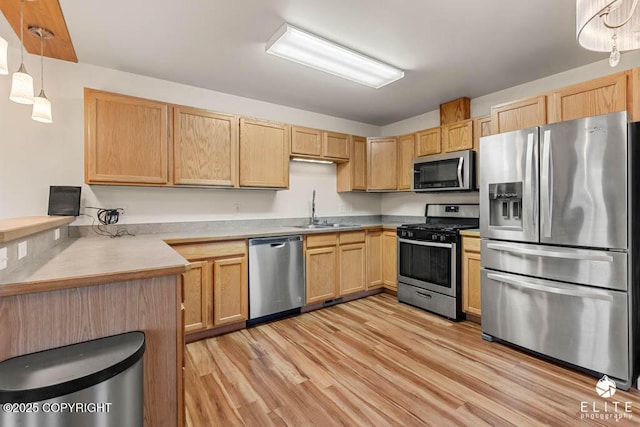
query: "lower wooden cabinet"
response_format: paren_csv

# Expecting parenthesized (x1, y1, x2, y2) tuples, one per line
(382, 231, 398, 291)
(305, 231, 367, 303)
(462, 235, 482, 318)
(365, 229, 383, 290)
(172, 240, 248, 336)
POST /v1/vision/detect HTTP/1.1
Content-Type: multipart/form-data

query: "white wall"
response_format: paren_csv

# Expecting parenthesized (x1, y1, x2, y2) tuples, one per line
(0, 47, 381, 224)
(379, 51, 640, 217)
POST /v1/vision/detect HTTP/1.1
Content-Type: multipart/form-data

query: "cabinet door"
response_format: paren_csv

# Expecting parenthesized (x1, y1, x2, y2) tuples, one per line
(239, 118, 289, 188)
(212, 256, 248, 326)
(442, 119, 473, 153)
(182, 260, 210, 333)
(173, 107, 238, 186)
(382, 231, 397, 291)
(337, 135, 366, 192)
(548, 72, 627, 123)
(85, 88, 169, 184)
(339, 243, 366, 296)
(323, 132, 350, 160)
(415, 127, 441, 156)
(306, 246, 337, 304)
(291, 126, 322, 157)
(366, 230, 383, 290)
(367, 137, 398, 190)
(397, 133, 415, 191)
(462, 237, 482, 317)
(490, 95, 546, 134)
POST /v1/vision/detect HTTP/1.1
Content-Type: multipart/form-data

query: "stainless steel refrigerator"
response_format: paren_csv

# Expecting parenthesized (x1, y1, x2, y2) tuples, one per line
(479, 111, 639, 390)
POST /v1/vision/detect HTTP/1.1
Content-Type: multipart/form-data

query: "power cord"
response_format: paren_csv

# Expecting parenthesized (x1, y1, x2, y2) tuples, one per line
(82, 207, 135, 238)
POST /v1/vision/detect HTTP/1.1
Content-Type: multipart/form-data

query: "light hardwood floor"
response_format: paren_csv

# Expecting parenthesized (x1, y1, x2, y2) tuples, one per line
(185, 294, 640, 426)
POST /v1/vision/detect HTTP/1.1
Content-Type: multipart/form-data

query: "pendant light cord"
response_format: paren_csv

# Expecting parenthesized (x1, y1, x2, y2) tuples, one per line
(19, 0, 24, 64)
(39, 33, 43, 90)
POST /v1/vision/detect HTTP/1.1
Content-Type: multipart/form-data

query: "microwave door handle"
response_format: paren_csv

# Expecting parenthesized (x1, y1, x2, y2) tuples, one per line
(457, 157, 464, 187)
(486, 273, 614, 302)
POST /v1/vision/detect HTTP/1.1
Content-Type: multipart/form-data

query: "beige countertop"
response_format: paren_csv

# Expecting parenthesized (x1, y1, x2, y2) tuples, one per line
(460, 229, 480, 237)
(0, 222, 401, 297)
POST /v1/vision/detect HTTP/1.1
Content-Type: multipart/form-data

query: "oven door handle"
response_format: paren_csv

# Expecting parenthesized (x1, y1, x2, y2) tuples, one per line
(398, 238, 453, 249)
(486, 273, 614, 301)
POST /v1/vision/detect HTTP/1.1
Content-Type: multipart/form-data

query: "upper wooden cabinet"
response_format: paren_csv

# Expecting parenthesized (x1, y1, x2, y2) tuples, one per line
(490, 95, 547, 134)
(473, 115, 492, 151)
(442, 119, 473, 153)
(547, 71, 627, 123)
(173, 107, 239, 187)
(337, 135, 367, 192)
(291, 126, 322, 157)
(397, 133, 415, 191)
(85, 88, 169, 185)
(415, 127, 441, 156)
(239, 118, 289, 188)
(323, 132, 350, 160)
(440, 97, 471, 125)
(367, 137, 398, 190)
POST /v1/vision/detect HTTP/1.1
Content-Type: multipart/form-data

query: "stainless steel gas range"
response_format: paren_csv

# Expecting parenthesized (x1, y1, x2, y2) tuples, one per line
(397, 204, 479, 320)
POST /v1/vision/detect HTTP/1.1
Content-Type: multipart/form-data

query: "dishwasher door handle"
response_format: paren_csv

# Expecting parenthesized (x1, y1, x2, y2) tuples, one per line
(270, 243, 286, 248)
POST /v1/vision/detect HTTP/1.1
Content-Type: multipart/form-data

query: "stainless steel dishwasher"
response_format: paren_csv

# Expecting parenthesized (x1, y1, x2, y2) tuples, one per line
(248, 235, 305, 324)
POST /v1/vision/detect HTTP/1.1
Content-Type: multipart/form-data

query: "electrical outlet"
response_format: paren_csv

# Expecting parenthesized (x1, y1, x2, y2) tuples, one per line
(338, 203, 348, 213)
(119, 205, 128, 216)
(234, 203, 240, 214)
(54, 228, 60, 240)
(0, 247, 7, 271)
(18, 241, 27, 260)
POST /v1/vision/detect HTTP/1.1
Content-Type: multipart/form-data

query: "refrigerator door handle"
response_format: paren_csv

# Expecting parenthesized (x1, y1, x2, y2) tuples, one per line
(457, 156, 464, 188)
(485, 243, 614, 262)
(524, 132, 535, 233)
(486, 272, 614, 301)
(541, 129, 553, 237)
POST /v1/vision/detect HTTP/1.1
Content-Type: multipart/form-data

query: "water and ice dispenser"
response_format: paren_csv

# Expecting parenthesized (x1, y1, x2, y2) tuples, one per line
(488, 182, 523, 228)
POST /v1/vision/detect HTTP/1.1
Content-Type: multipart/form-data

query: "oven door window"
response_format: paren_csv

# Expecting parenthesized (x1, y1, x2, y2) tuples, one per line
(414, 159, 460, 189)
(399, 240, 452, 289)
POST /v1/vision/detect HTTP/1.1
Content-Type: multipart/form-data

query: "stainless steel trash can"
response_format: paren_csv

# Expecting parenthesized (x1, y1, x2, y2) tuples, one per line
(0, 331, 145, 427)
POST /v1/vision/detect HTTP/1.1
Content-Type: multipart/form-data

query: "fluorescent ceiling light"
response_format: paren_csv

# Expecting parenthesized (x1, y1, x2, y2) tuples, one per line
(266, 23, 404, 89)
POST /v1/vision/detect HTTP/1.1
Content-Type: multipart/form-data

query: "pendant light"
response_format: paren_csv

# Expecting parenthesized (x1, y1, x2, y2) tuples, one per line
(577, 0, 640, 67)
(9, 0, 34, 104)
(29, 26, 53, 123)
(0, 35, 7, 75)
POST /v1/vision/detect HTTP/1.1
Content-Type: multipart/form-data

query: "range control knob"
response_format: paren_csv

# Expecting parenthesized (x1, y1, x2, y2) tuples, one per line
(431, 234, 438, 241)
(440, 235, 446, 242)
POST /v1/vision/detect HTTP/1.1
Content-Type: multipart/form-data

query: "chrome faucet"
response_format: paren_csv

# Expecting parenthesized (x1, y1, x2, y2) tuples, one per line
(311, 190, 319, 224)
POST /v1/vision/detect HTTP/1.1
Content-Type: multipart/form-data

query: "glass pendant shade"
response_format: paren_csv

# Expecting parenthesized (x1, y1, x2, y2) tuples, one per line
(32, 90, 52, 123)
(0, 36, 7, 75)
(10, 63, 34, 104)
(577, 0, 640, 52)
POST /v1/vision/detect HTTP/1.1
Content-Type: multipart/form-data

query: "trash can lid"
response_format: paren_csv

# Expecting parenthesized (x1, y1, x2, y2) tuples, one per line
(0, 331, 145, 403)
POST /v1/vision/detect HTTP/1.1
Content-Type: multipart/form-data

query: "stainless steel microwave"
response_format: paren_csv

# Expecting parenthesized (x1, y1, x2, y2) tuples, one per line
(412, 150, 475, 192)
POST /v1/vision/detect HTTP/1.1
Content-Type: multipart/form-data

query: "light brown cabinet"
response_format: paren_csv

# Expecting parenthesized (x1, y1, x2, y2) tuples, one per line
(547, 71, 627, 123)
(462, 235, 482, 319)
(173, 107, 238, 187)
(337, 135, 367, 192)
(415, 127, 441, 156)
(172, 240, 248, 337)
(240, 118, 289, 188)
(338, 231, 366, 296)
(291, 126, 322, 157)
(473, 115, 492, 189)
(442, 119, 473, 153)
(397, 133, 415, 191)
(490, 95, 547, 134)
(305, 233, 339, 304)
(365, 229, 383, 290)
(382, 231, 398, 292)
(367, 137, 398, 190)
(85, 88, 169, 185)
(323, 131, 350, 160)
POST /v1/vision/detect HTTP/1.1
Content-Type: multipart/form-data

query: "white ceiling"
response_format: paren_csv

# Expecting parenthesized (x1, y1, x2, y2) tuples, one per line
(4, 0, 607, 125)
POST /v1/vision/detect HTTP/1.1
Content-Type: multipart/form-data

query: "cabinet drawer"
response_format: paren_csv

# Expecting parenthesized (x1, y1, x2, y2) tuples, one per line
(462, 236, 480, 252)
(172, 240, 247, 260)
(306, 233, 338, 248)
(339, 230, 365, 245)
